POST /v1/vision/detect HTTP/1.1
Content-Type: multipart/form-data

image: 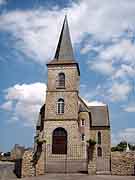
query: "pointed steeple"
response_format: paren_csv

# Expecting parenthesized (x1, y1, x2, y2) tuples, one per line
(54, 16, 74, 61)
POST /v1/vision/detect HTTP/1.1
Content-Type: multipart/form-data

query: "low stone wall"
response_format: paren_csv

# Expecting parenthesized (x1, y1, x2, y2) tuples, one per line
(111, 151, 135, 176)
(21, 149, 135, 177)
(21, 150, 35, 177)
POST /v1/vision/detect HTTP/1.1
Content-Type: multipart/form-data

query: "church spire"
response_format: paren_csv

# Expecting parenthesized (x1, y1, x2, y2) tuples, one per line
(54, 16, 74, 61)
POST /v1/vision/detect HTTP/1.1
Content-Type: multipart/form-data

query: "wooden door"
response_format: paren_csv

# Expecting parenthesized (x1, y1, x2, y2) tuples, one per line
(52, 128, 67, 154)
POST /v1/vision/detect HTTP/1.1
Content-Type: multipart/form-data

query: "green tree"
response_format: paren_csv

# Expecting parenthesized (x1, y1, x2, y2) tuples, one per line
(111, 141, 135, 152)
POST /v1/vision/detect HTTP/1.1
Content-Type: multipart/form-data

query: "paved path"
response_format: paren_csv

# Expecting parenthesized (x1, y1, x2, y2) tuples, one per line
(0, 161, 16, 180)
(9, 174, 135, 180)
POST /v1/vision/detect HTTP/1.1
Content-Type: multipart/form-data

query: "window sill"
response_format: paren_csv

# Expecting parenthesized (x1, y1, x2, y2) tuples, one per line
(56, 87, 65, 89)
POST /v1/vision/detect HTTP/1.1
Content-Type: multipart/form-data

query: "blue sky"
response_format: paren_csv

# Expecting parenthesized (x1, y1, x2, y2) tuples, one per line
(0, 0, 135, 152)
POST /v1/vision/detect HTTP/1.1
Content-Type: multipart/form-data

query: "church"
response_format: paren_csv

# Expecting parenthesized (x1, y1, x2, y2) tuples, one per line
(22, 16, 111, 176)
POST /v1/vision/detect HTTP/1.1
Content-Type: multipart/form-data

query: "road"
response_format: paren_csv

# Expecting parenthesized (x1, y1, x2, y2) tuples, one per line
(0, 161, 16, 180)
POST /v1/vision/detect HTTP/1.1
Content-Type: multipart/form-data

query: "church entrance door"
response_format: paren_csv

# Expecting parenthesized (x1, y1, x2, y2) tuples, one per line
(45, 127, 88, 173)
(52, 127, 67, 154)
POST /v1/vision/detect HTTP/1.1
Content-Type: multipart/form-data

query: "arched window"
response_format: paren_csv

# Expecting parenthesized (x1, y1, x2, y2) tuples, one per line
(52, 127, 67, 154)
(97, 131, 101, 145)
(81, 119, 85, 126)
(57, 73, 65, 88)
(97, 147, 102, 157)
(57, 98, 64, 114)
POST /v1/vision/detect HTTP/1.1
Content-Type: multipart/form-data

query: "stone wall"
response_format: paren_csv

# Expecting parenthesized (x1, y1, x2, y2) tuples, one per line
(111, 151, 135, 176)
(45, 65, 79, 121)
(90, 128, 111, 173)
(47, 66, 79, 91)
(45, 91, 78, 120)
(21, 150, 35, 177)
(90, 128, 111, 158)
(78, 111, 90, 141)
(88, 150, 135, 175)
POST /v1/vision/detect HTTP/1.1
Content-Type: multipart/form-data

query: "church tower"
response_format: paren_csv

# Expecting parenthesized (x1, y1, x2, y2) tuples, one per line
(44, 16, 82, 155)
(45, 16, 80, 121)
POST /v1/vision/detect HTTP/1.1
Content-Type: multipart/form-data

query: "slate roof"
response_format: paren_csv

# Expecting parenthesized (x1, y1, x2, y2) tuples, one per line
(88, 106, 110, 127)
(54, 15, 74, 61)
(78, 96, 110, 127)
(47, 16, 80, 75)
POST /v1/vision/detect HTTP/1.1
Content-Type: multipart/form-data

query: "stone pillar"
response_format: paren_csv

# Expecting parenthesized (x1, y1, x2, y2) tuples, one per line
(35, 142, 46, 176)
(88, 146, 96, 175)
(21, 150, 35, 177)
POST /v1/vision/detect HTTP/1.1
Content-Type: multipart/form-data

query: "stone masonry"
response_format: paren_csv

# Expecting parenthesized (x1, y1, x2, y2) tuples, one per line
(21, 150, 35, 177)
(111, 151, 135, 175)
(45, 66, 79, 121)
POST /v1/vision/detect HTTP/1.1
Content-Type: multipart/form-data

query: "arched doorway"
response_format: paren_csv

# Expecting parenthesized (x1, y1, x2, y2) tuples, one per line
(52, 127, 67, 154)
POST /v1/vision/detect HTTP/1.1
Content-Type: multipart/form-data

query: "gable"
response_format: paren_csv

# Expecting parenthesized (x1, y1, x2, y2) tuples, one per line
(78, 96, 89, 112)
(78, 97, 110, 127)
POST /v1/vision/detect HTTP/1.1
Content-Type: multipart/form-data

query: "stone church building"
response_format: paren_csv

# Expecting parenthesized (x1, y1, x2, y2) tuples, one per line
(22, 16, 111, 177)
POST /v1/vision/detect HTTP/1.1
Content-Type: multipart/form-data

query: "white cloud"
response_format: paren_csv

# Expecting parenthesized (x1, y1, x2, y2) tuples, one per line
(88, 40, 135, 102)
(80, 44, 103, 54)
(0, 0, 135, 103)
(99, 40, 135, 63)
(108, 81, 132, 102)
(1, 82, 46, 126)
(0, 0, 6, 5)
(82, 97, 106, 106)
(112, 128, 135, 145)
(0, 0, 135, 63)
(124, 104, 135, 112)
(85, 100, 106, 107)
(0, 101, 12, 111)
(90, 61, 114, 75)
(80, 84, 105, 102)
(0, 10, 62, 64)
(113, 64, 135, 80)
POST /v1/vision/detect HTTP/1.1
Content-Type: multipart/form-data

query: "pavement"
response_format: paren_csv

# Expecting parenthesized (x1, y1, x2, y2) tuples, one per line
(7, 174, 135, 180)
(0, 161, 135, 180)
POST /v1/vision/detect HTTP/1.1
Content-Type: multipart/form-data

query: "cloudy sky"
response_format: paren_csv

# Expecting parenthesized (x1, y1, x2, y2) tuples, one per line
(0, 0, 135, 152)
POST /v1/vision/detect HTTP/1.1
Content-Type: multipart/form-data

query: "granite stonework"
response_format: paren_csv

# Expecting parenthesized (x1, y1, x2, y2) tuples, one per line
(21, 150, 35, 177)
(111, 151, 135, 176)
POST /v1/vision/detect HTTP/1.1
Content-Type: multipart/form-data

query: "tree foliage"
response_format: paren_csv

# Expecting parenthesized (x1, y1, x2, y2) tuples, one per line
(111, 141, 135, 152)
